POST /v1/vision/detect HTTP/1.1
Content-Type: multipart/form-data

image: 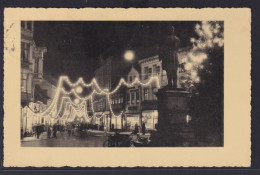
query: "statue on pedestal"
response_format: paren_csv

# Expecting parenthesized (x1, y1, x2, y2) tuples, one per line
(158, 25, 180, 89)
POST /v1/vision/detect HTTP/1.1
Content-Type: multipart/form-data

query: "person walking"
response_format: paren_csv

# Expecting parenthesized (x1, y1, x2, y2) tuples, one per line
(67, 124, 72, 137)
(53, 124, 57, 138)
(133, 123, 138, 134)
(47, 125, 51, 138)
(60, 125, 65, 139)
(142, 123, 146, 135)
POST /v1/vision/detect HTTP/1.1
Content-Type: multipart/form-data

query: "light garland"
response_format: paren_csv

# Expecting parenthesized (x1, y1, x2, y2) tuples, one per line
(23, 75, 160, 124)
(106, 94, 124, 118)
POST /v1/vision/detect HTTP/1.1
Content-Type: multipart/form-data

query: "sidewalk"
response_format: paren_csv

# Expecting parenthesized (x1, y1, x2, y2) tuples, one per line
(21, 132, 51, 142)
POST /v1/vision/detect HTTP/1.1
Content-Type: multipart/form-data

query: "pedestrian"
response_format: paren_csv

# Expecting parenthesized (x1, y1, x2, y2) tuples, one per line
(36, 125, 41, 139)
(142, 123, 146, 135)
(53, 124, 57, 138)
(47, 126, 51, 138)
(67, 124, 72, 137)
(133, 123, 138, 134)
(60, 125, 65, 139)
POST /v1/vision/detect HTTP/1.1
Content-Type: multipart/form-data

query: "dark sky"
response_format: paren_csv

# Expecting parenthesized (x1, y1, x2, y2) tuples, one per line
(34, 21, 198, 82)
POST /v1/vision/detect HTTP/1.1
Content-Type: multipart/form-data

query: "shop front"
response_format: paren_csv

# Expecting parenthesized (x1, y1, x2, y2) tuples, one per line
(126, 114, 141, 131)
(142, 110, 158, 130)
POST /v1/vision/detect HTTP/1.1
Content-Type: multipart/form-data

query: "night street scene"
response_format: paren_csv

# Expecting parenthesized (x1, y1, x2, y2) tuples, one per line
(20, 21, 224, 147)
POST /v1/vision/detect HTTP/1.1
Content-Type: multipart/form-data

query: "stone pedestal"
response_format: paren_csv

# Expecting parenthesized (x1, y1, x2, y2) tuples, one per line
(151, 88, 196, 146)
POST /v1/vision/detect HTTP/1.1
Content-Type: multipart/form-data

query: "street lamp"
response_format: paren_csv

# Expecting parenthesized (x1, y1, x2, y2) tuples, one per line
(124, 50, 135, 62)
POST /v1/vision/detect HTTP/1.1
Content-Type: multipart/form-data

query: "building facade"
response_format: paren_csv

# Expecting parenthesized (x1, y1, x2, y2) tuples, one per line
(136, 50, 188, 131)
(93, 57, 128, 131)
(21, 21, 47, 107)
(138, 56, 165, 131)
(21, 21, 47, 133)
(125, 67, 142, 130)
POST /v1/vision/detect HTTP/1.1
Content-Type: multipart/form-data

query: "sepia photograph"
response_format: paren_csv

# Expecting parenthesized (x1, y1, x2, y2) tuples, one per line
(3, 8, 251, 167)
(20, 21, 224, 147)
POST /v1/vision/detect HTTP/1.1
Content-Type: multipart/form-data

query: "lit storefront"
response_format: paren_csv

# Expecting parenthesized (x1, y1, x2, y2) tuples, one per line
(142, 110, 158, 130)
(126, 114, 141, 130)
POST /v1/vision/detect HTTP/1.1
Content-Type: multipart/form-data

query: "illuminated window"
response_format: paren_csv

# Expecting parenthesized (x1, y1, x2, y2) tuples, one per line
(144, 89, 149, 101)
(136, 91, 139, 103)
(131, 92, 135, 104)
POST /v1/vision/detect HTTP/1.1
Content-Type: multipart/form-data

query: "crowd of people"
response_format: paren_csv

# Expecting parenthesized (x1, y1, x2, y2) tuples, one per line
(21, 121, 149, 141)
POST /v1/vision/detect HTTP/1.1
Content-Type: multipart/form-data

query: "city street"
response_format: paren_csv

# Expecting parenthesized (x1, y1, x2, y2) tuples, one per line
(21, 131, 108, 147)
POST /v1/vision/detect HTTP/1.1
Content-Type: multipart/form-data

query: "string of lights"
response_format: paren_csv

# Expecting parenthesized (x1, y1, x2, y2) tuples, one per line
(23, 75, 160, 123)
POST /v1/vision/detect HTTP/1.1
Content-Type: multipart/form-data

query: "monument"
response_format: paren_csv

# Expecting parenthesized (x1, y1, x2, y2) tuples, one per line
(151, 25, 196, 146)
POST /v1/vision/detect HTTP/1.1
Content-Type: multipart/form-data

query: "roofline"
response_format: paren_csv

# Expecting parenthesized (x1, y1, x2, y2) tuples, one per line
(138, 55, 159, 64)
(138, 46, 192, 64)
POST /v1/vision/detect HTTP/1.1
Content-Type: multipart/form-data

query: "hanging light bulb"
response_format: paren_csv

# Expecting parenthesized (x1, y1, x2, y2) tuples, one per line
(74, 98, 80, 104)
(75, 86, 83, 94)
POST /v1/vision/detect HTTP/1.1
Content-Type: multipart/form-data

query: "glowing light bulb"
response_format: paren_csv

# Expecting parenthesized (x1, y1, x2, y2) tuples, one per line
(124, 50, 135, 62)
(75, 86, 83, 94)
(74, 99, 80, 104)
